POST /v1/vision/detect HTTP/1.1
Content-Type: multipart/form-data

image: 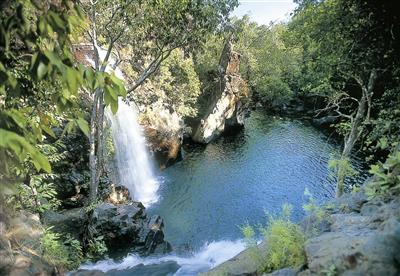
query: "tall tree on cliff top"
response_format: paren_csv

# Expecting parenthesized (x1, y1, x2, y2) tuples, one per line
(290, 0, 399, 196)
(80, 0, 239, 201)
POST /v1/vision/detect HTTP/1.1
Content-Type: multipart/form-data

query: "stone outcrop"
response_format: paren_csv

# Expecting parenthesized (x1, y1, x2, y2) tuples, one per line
(301, 197, 400, 276)
(203, 186, 400, 276)
(42, 208, 87, 241)
(191, 42, 250, 144)
(43, 201, 171, 256)
(141, 101, 184, 169)
(88, 202, 171, 255)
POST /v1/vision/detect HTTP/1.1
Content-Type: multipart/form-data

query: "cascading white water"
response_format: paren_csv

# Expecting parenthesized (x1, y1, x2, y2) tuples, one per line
(106, 99, 159, 207)
(79, 239, 246, 275)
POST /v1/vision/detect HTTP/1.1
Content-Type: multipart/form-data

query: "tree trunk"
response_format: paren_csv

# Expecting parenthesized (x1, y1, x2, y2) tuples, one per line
(336, 70, 377, 197)
(89, 89, 101, 202)
(96, 93, 105, 183)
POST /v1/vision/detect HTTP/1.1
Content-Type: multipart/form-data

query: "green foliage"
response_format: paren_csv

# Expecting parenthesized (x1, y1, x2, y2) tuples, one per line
(41, 228, 83, 270)
(242, 204, 306, 273)
(288, 0, 399, 161)
(303, 188, 327, 224)
(322, 264, 338, 276)
(5, 140, 71, 213)
(16, 175, 60, 214)
(329, 157, 357, 195)
(0, 0, 126, 197)
(256, 76, 294, 107)
(241, 223, 257, 248)
(365, 150, 400, 200)
(136, 49, 202, 118)
(329, 157, 357, 179)
(195, 17, 300, 108)
(86, 235, 108, 261)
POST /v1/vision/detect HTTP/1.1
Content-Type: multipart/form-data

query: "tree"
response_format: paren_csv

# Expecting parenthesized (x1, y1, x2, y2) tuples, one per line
(0, 0, 125, 200)
(290, 0, 399, 196)
(79, 0, 239, 201)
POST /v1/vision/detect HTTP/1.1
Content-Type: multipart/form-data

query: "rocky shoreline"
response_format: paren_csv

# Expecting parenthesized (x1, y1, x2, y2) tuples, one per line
(202, 184, 400, 275)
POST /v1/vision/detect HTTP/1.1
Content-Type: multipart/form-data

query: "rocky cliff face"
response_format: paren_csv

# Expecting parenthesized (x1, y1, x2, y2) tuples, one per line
(140, 101, 184, 169)
(191, 42, 250, 144)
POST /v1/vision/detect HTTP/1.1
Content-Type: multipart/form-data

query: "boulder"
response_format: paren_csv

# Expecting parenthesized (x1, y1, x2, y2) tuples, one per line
(266, 268, 297, 276)
(191, 42, 250, 144)
(200, 242, 268, 276)
(107, 261, 180, 276)
(71, 261, 180, 276)
(304, 199, 400, 275)
(42, 207, 87, 240)
(89, 203, 172, 255)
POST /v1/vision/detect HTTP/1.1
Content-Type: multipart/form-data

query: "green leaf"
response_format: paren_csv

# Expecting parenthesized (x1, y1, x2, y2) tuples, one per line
(41, 125, 56, 138)
(66, 67, 78, 94)
(110, 100, 118, 114)
(37, 62, 47, 80)
(0, 129, 51, 173)
(76, 117, 89, 137)
(61, 120, 75, 137)
(105, 85, 118, 101)
(7, 109, 27, 128)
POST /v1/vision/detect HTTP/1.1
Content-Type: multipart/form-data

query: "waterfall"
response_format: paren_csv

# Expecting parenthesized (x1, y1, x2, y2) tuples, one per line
(107, 99, 159, 207)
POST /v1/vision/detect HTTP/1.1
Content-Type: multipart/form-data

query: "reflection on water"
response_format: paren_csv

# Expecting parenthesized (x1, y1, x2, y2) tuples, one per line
(149, 110, 365, 249)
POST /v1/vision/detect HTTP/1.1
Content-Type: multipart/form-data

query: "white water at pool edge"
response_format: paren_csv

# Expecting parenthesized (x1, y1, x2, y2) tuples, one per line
(106, 100, 160, 207)
(79, 240, 246, 275)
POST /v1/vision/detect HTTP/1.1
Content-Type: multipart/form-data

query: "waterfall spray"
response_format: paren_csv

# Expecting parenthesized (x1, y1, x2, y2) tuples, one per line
(107, 99, 159, 207)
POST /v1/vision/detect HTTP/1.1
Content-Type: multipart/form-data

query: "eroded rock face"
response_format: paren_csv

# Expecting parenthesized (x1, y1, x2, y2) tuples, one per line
(89, 202, 172, 255)
(142, 101, 184, 169)
(303, 198, 400, 276)
(191, 42, 250, 144)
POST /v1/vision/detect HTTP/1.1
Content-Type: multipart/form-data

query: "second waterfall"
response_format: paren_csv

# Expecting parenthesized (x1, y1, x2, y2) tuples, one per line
(106, 99, 159, 207)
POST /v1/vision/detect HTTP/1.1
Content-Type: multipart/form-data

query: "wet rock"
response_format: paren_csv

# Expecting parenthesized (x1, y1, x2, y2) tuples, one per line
(105, 184, 131, 205)
(89, 203, 171, 255)
(201, 242, 268, 276)
(191, 42, 250, 144)
(107, 261, 180, 276)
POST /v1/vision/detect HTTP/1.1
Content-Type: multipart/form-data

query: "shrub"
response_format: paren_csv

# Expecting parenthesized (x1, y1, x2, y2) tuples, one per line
(242, 204, 306, 273)
(365, 149, 400, 200)
(86, 235, 108, 261)
(41, 228, 83, 270)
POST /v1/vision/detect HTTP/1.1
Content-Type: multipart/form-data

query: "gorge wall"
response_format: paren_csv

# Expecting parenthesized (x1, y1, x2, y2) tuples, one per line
(191, 42, 251, 144)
